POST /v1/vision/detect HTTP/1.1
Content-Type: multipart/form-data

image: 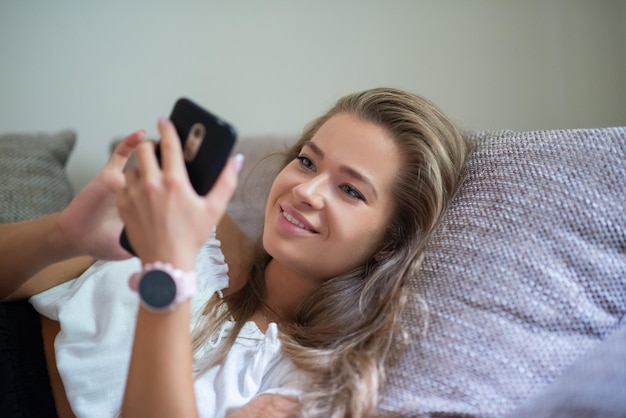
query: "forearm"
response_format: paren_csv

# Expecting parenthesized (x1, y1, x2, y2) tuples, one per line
(119, 119, 240, 417)
(0, 213, 80, 297)
(122, 302, 198, 418)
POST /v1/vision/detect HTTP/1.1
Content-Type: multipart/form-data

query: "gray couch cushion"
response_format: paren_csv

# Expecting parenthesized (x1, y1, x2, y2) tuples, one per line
(507, 319, 626, 418)
(0, 131, 76, 223)
(379, 128, 626, 417)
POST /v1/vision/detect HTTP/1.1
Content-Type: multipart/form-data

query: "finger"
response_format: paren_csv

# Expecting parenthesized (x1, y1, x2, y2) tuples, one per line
(157, 117, 186, 175)
(109, 130, 146, 171)
(117, 168, 138, 218)
(204, 154, 244, 213)
(121, 167, 141, 192)
(134, 140, 160, 179)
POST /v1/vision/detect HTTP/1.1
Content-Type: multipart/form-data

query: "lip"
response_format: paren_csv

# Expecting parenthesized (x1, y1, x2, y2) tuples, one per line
(279, 205, 318, 233)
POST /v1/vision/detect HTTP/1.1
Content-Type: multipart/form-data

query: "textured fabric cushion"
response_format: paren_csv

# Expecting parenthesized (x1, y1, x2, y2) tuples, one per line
(507, 319, 626, 418)
(379, 128, 626, 417)
(0, 131, 76, 223)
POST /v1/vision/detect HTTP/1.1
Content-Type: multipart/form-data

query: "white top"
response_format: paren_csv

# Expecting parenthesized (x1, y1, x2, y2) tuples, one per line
(30, 233, 305, 418)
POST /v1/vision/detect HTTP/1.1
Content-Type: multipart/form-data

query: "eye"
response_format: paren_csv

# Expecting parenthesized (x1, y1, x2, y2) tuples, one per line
(341, 184, 366, 201)
(296, 155, 316, 171)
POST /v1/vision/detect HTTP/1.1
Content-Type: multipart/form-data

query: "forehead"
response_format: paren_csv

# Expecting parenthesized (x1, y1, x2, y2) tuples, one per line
(309, 113, 402, 190)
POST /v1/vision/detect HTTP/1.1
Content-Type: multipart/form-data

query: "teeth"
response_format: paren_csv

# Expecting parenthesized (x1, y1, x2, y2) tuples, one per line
(283, 211, 306, 229)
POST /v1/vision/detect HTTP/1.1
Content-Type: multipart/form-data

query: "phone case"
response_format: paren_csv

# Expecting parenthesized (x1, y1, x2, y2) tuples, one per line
(169, 98, 237, 195)
(120, 98, 237, 255)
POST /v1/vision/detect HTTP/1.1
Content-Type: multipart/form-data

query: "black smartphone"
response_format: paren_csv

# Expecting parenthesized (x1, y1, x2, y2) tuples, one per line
(120, 98, 237, 255)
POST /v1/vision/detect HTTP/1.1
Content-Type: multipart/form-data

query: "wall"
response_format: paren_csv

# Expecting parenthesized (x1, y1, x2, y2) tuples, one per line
(1, 0, 624, 191)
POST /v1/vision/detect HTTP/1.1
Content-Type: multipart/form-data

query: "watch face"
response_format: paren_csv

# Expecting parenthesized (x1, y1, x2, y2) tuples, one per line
(139, 270, 176, 309)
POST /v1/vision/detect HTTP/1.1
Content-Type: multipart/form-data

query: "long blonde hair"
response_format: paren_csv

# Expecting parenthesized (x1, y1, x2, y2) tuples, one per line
(194, 88, 471, 417)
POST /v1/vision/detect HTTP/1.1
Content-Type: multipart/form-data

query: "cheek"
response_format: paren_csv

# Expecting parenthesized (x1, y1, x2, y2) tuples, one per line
(357, 227, 387, 258)
(325, 229, 382, 274)
(266, 164, 305, 208)
(263, 170, 294, 232)
(332, 215, 387, 259)
(353, 211, 393, 256)
(266, 170, 288, 207)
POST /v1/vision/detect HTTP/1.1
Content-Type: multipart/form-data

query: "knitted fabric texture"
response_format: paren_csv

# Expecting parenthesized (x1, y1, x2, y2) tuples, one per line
(0, 131, 76, 223)
(379, 127, 626, 417)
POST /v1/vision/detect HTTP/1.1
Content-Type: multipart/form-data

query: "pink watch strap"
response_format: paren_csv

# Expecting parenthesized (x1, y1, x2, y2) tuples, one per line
(129, 261, 197, 311)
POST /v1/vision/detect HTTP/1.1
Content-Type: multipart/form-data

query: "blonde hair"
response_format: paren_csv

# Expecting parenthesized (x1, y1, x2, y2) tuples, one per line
(194, 88, 471, 417)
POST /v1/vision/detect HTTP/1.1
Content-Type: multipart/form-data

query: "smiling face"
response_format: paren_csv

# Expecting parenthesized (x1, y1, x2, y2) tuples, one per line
(262, 112, 402, 283)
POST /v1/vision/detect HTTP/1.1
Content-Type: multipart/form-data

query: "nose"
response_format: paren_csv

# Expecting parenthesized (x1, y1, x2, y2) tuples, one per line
(292, 174, 327, 209)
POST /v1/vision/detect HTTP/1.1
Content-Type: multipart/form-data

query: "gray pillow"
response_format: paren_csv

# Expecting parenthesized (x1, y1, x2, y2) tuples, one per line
(0, 131, 76, 223)
(507, 320, 626, 418)
(379, 128, 626, 417)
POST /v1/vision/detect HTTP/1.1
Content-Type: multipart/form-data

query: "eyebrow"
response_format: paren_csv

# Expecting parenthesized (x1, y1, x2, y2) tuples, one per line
(303, 141, 379, 200)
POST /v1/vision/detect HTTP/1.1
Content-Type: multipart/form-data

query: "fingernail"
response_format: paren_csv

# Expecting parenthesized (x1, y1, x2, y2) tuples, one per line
(233, 153, 244, 174)
(157, 117, 168, 126)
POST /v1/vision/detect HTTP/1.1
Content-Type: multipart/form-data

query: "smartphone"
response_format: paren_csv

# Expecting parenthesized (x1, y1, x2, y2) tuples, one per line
(120, 98, 237, 255)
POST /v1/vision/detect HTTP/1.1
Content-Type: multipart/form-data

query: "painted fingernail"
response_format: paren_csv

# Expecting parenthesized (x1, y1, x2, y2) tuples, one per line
(233, 154, 244, 174)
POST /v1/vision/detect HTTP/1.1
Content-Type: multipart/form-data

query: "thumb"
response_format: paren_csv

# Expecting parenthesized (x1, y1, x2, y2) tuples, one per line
(203, 154, 244, 216)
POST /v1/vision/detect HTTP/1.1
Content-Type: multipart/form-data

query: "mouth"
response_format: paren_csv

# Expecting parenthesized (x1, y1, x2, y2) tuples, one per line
(280, 206, 318, 233)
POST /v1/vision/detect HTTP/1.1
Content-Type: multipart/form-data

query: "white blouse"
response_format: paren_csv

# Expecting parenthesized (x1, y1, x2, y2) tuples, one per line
(30, 233, 305, 418)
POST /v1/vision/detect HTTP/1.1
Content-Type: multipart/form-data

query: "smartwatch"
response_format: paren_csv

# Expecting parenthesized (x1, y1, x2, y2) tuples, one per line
(129, 261, 197, 312)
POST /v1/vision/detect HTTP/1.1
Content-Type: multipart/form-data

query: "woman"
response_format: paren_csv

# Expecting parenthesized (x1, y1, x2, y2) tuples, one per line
(0, 88, 471, 417)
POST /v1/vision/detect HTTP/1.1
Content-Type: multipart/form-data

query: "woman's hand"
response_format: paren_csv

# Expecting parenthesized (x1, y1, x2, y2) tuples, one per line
(117, 118, 242, 270)
(56, 130, 146, 260)
(0, 130, 145, 297)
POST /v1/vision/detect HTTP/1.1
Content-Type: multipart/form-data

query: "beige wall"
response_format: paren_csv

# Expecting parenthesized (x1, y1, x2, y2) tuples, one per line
(1, 1, 624, 191)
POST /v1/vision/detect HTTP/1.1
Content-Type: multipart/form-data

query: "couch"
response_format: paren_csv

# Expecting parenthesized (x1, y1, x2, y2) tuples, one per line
(1, 126, 625, 417)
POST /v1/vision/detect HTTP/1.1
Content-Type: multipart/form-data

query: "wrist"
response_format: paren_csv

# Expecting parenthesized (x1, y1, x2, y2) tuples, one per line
(129, 261, 197, 313)
(143, 257, 196, 272)
(46, 212, 83, 259)
(48, 212, 87, 258)
(137, 247, 197, 272)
